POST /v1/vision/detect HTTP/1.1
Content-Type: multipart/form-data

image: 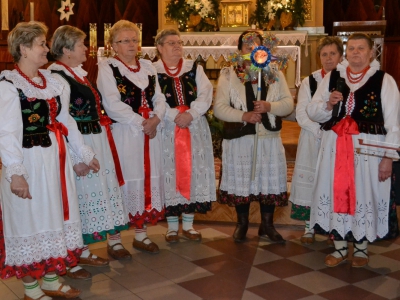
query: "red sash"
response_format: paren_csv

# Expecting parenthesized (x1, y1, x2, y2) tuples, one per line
(99, 115, 125, 186)
(175, 105, 192, 200)
(138, 106, 152, 210)
(331, 116, 359, 215)
(47, 122, 69, 221)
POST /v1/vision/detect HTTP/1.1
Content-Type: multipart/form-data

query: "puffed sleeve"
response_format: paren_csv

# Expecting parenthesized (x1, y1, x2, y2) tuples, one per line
(296, 76, 321, 138)
(214, 67, 245, 123)
(269, 71, 294, 117)
(306, 73, 333, 123)
(186, 64, 213, 120)
(53, 73, 95, 165)
(381, 73, 400, 158)
(96, 60, 145, 129)
(0, 80, 28, 182)
(148, 63, 166, 129)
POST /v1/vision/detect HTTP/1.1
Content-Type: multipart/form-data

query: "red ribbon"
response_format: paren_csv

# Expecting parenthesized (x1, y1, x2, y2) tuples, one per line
(138, 106, 152, 210)
(331, 116, 360, 215)
(46, 122, 70, 221)
(99, 115, 125, 186)
(175, 105, 192, 200)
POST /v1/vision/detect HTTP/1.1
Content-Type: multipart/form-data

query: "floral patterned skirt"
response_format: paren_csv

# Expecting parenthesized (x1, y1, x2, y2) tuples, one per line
(218, 190, 288, 207)
(165, 202, 212, 217)
(290, 204, 310, 221)
(128, 208, 165, 229)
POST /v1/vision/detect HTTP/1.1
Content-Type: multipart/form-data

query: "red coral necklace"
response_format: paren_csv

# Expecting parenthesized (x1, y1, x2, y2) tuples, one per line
(321, 69, 326, 78)
(162, 58, 183, 77)
(346, 66, 370, 84)
(114, 55, 141, 73)
(15, 64, 47, 89)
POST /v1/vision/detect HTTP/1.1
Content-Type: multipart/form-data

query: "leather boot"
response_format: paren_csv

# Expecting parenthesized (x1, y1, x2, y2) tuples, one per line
(259, 212, 285, 243)
(233, 212, 249, 243)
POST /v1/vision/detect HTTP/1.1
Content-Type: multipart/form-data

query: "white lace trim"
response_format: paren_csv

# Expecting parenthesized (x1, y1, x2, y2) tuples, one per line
(106, 57, 156, 90)
(336, 59, 380, 92)
(312, 69, 323, 83)
(5, 221, 83, 266)
(5, 163, 29, 183)
(0, 69, 64, 99)
(48, 63, 87, 81)
(69, 149, 83, 166)
(153, 59, 195, 76)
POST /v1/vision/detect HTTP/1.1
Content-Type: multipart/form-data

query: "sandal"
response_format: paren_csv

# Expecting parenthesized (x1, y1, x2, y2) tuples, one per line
(352, 245, 369, 268)
(182, 229, 202, 241)
(132, 237, 160, 254)
(42, 283, 80, 298)
(300, 232, 315, 245)
(165, 230, 179, 243)
(324, 246, 348, 267)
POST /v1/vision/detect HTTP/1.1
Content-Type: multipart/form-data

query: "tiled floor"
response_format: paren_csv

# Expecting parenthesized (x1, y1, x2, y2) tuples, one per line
(1, 222, 400, 300)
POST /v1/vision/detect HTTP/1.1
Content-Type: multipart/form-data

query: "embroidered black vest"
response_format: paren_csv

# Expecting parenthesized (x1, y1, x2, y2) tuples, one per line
(222, 75, 282, 140)
(157, 62, 197, 108)
(2, 78, 62, 148)
(309, 74, 317, 97)
(320, 69, 386, 135)
(108, 64, 155, 120)
(51, 70, 102, 135)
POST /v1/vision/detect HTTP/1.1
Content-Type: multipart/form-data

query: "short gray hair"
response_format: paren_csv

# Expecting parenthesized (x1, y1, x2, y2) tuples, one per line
(8, 21, 48, 62)
(154, 28, 180, 57)
(50, 25, 86, 60)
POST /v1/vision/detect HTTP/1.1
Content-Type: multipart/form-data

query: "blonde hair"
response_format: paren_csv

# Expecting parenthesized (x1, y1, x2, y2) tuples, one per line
(317, 36, 344, 57)
(109, 20, 140, 44)
(8, 21, 48, 62)
(51, 25, 86, 60)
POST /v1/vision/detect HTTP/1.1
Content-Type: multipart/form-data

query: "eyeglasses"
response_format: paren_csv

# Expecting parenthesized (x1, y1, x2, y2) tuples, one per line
(162, 40, 184, 47)
(114, 39, 139, 45)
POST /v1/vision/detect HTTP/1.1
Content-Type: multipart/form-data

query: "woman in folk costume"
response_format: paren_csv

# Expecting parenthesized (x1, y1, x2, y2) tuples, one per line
(0, 21, 99, 300)
(307, 33, 400, 267)
(97, 20, 166, 254)
(214, 31, 293, 243)
(289, 37, 343, 244)
(48, 25, 131, 279)
(153, 29, 216, 243)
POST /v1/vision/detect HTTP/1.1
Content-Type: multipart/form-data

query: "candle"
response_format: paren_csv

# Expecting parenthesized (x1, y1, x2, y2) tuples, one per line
(89, 23, 97, 57)
(104, 23, 111, 57)
(30, 2, 34, 21)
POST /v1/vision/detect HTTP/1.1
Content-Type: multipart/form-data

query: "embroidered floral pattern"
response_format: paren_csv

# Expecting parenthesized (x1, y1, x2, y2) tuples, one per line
(360, 92, 378, 118)
(69, 97, 91, 121)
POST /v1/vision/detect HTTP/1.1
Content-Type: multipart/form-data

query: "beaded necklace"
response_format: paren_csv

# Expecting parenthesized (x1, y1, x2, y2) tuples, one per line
(162, 58, 183, 77)
(15, 64, 46, 89)
(114, 55, 140, 73)
(346, 66, 370, 84)
(55, 61, 103, 118)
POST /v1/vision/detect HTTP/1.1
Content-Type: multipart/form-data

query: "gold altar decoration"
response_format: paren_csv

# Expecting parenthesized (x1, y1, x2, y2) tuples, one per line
(280, 11, 293, 30)
(220, 0, 250, 29)
(103, 23, 111, 57)
(89, 23, 97, 58)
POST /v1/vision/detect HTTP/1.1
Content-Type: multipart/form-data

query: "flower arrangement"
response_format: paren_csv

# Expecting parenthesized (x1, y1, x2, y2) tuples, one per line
(250, 0, 305, 29)
(165, 0, 221, 32)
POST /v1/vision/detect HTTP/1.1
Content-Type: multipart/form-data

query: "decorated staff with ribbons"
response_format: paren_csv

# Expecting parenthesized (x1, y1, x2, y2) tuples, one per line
(154, 29, 216, 243)
(307, 33, 400, 268)
(0, 21, 100, 300)
(49, 25, 132, 277)
(97, 20, 166, 254)
(289, 37, 344, 245)
(214, 31, 293, 243)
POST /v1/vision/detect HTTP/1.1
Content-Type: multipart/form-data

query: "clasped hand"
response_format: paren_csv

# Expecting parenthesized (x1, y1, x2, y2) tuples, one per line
(142, 115, 160, 139)
(174, 111, 193, 129)
(73, 158, 100, 177)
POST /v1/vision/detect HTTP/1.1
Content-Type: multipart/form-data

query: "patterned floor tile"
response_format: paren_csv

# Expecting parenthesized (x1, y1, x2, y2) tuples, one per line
(318, 263, 381, 284)
(318, 284, 388, 300)
(255, 259, 314, 279)
(284, 270, 348, 294)
(135, 283, 202, 300)
(191, 253, 250, 274)
(153, 259, 213, 283)
(245, 266, 279, 288)
(247, 280, 313, 300)
(260, 240, 314, 258)
(354, 275, 400, 299)
(287, 251, 329, 270)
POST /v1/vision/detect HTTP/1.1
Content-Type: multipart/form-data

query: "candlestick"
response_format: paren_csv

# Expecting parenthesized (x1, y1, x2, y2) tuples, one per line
(30, 2, 34, 21)
(104, 23, 111, 57)
(89, 23, 97, 58)
(135, 23, 142, 58)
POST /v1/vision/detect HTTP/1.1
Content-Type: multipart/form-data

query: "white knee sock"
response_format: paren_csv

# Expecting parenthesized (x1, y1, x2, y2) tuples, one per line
(135, 226, 151, 245)
(166, 216, 179, 235)
(331, 241, 348, 258)
(108, 233, 123, 250)
(41, 274, 71, 293)
(353, 241, 368, 258)
(23, 280, 51, 300)
(182, 213, 195, 231)
(81, 245, 98, 259)
(304, 221, 314, 235)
